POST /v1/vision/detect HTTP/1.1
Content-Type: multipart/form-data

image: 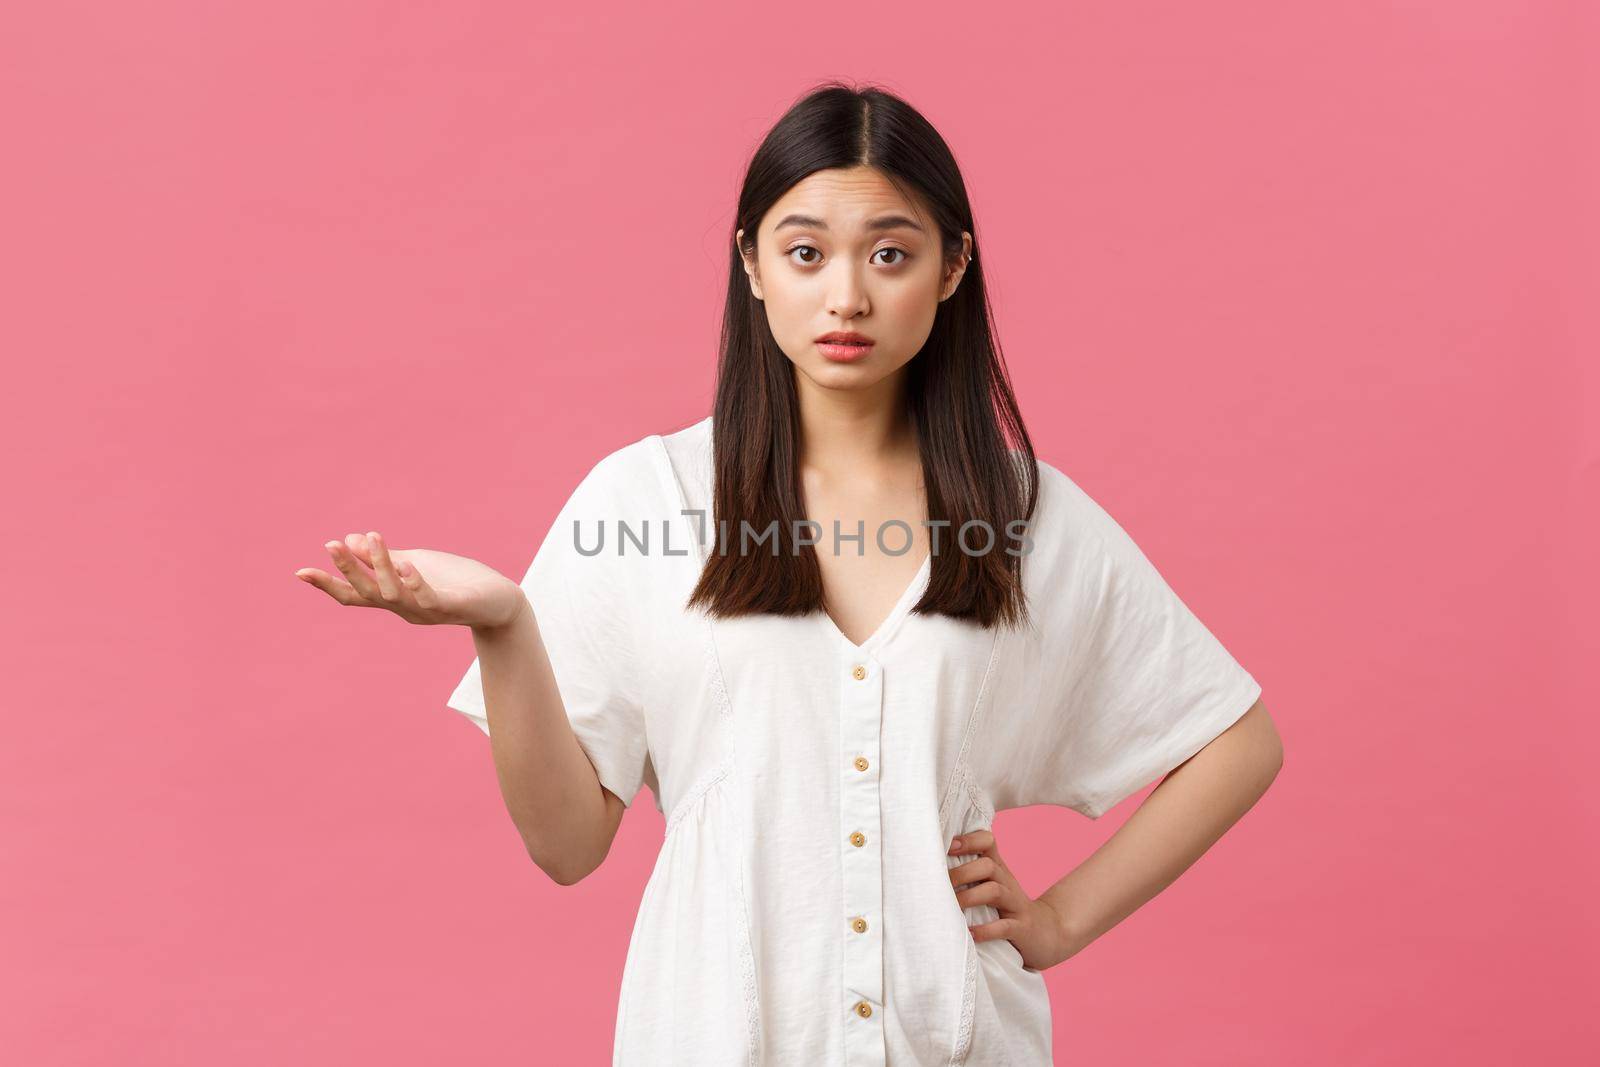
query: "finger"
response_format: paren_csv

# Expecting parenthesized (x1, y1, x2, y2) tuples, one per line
(949, 827, 997, 857)
(393, 555, 438, 608)
(967, 916, 1020, 944)
(343, 532, 374, 566)
(296, 567, 368, 606)
(954, 880, 1005, 912)
(326, 539, 382, 601)
(366, 530, 404, 602)
(949, 856, 997, 889)
(957, 879, 1028, 916)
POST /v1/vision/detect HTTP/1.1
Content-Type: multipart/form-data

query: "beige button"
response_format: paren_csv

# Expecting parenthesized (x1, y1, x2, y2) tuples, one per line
(849, 831, 866, 847)
(853, 756, 870, 772)
(851, 664, 867, 680)
(851, 916, 868, 933)
(854, 1000, 873, 1018)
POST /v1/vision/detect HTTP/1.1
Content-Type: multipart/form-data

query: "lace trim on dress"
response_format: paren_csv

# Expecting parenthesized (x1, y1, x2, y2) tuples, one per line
(643, 431, 761, 1062)
(696, 571, 761, 1058)
(949, 936, 980, 1065)
(663, 760, 729, 835)
(704, 632, 761, 1066)
(936, 627, 1002, 826)
(935, 630, 1000, 1065)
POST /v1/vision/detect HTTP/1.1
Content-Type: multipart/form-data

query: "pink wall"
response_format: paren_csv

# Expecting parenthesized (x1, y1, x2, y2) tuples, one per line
(4, 2, 1594, 1063)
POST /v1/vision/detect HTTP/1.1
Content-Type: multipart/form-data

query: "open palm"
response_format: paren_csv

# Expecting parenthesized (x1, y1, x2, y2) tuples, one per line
(295, 531, 525, 630)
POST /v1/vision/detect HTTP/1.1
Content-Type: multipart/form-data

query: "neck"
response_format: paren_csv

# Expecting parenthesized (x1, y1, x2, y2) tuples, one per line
(793, 368, 918, 478)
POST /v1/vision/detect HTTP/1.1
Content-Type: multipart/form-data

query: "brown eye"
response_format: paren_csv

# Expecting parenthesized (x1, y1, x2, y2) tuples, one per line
(788, 245, 821, 265)
(874, 248, 909, 266)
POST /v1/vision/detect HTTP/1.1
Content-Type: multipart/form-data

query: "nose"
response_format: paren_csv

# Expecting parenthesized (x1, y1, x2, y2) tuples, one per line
(824, 261, 869, 319)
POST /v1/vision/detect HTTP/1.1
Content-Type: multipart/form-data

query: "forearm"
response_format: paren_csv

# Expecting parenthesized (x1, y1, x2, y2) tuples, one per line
(471, 596, 615, 884)
(1038, 699, 1283, 957)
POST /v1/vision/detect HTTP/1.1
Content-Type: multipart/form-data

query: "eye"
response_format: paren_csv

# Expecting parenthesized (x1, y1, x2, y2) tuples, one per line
(784, 244, 911, 267)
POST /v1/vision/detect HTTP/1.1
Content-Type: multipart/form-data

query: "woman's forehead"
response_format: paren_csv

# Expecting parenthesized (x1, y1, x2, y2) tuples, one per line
(765, 168, 930, 232)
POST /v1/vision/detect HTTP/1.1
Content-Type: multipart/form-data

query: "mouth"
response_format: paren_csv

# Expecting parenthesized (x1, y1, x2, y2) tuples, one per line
(816, 333, 875, 362)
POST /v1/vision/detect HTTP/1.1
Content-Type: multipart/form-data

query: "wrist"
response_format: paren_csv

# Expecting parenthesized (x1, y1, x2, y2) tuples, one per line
(475, 588, 532, 635)
(1036, 890, 1089, 963)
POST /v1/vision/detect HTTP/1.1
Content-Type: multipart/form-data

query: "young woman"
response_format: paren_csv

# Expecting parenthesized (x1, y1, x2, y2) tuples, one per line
(296, 82, 1283, 1066)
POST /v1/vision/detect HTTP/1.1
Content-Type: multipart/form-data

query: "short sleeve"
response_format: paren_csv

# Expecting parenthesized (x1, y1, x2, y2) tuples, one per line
(444, 449, 652, 808)
(993, 462, 1262, 819)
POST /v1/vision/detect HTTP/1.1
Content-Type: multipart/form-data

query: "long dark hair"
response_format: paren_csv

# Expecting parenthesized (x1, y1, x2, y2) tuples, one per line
(686, 81, 1039, 631)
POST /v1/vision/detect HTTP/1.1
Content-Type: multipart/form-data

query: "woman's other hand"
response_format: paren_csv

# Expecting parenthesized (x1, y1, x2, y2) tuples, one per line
(949, 826, 1081, 972)
(294, 531, 526, 630)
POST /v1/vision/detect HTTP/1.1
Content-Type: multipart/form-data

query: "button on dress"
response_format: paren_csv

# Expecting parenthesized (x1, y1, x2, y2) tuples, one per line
(445, 414, 1262, 1066)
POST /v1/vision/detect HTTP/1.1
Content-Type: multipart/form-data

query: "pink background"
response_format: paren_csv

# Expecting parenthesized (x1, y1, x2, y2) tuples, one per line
(4, 2, 1595, 1063)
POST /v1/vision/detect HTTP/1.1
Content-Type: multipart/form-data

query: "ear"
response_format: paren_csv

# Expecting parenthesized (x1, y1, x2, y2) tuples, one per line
(736, 227, 764, 301)
(939, 230, 974, 302)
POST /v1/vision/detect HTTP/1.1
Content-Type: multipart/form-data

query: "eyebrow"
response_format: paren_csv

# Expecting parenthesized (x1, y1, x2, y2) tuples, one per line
(772, 213, 926, 235)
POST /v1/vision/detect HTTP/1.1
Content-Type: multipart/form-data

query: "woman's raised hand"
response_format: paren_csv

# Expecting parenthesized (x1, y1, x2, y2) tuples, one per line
(294, 531, 528, 630)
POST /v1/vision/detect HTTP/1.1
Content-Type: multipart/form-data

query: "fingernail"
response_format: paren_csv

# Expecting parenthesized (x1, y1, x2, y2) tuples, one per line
(949, 837, 961, 852)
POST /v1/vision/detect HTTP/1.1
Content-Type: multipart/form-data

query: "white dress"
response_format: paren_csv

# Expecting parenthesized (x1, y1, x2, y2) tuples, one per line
(445, 414, 1262, 1066)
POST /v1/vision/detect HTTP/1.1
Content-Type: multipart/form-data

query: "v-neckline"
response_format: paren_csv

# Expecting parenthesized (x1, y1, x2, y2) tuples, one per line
(647, 424, 932, 655)
(817, 549, 933, 655)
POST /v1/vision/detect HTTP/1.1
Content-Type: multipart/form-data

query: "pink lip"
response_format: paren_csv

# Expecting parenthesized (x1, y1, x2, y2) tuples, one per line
(817, 340, 875, 363)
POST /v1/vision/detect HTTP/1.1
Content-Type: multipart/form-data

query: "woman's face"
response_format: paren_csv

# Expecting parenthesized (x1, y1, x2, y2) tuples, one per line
(738, 166, 971, 393)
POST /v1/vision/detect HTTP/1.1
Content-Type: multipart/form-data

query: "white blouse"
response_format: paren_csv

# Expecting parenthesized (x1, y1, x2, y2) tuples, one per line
(446, 414, 1261, 1066)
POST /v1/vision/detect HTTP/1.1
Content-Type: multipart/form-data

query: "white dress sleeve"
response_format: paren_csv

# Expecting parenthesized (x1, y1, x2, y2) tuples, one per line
(444, 450, 652, 808)
(996, 463, 1262, 819)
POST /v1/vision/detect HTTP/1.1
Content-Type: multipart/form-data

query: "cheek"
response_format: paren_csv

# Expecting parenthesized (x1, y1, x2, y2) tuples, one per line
(757, 279, 820, 365)
(884, 290, 934, 324)
(878, 284, 941, 345)
(884, 270, 943, 316)
(759, 274, 809, 330)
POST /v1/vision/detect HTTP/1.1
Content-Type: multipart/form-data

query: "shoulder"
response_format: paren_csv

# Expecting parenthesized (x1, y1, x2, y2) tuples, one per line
(569, 418, 699, 505)
(656, 413, 714, 481)
(658, 412, 713, 453)
(586, 415, 711, 488)
(1021, 454, 1125, 552)
(581, 435, 659, 492)
(1012, 454, 1164, 620)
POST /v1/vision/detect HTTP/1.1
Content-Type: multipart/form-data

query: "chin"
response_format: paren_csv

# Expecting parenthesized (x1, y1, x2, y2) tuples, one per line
(818, 366, 894, 392)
